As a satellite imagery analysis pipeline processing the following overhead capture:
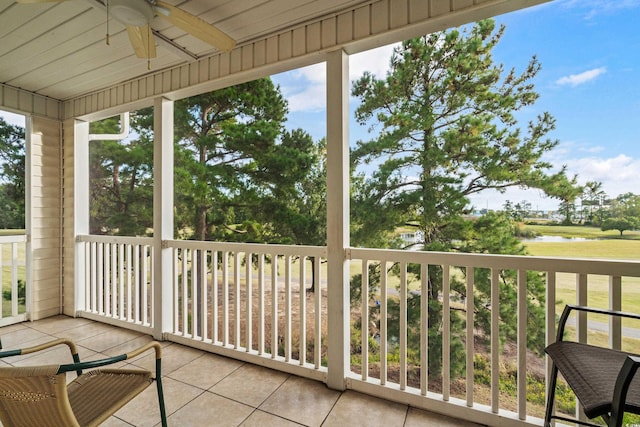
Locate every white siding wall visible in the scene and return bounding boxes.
[29,116,62,320]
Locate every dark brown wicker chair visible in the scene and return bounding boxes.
[545,304,640,427]
[0,337,167,427]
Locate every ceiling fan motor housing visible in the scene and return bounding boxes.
[109,0,154,27]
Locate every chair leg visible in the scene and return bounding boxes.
[544,364,559,427]
[156,358,167,427]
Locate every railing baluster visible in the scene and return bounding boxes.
[443,264,450,401]
[284,255,292,361]
[134,244,140,323]
[299,255,306,365]
[182,248,189,336]
[172,247,179,333]
[420,263,428,396]
[545,270,557,420]
[10,242,18,317]
[271,253,278,358]
[400,261,407,391]
[97,242,104,315]
[111,242,117,318]
[85,242,91,313]
[380,260,388,385]
[246,252,253,351]
[491,268,500,414]
[201,248,208,342]
[234,252,241,349]
[142,245,149,326]
[126,244,132,321]
[118,243,124,319]
[191,247,198,338]
[362,259,369,381]
[314,255,321,369]
[223,251,229,346]
[212,251,219,344]
[576,272,588,423]
[609,275,622,350]
[466,266,474,407]
[517,269,527,420]
[258,253,265,355]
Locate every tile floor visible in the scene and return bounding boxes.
[0,316,483,427]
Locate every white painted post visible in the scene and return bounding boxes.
[326,48,350,391]
[74,120,90,314]
[153,97,174,340]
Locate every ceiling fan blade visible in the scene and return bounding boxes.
[127,25,157,59]
[155,1,236,52]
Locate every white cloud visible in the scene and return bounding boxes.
[0,110,25,127]
[275,43,398,113]
[566,154,640,195]
[556,67,606,87]
[559,0,640,19]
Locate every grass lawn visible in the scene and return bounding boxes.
[523,224,640,240]
[524,233,640,349]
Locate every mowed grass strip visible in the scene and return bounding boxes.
[525,237,640,351]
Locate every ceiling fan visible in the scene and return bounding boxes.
[17,0,236,60]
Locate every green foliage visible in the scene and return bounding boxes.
[0,118,25,229]
[601,217,638,236]
[2,279,26,305]
[350,20,571,377]
[89,114,154,235]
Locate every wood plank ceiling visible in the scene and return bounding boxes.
[0,0,371,101]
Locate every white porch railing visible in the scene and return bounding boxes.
[76,235,154,333]
[0,234,27,326]
[75,235,640,426]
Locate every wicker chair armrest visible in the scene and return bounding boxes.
[556,305,640,342]
[57,341,162,377]
[0,338,80,363]
[610,355,640,427]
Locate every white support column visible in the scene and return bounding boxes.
[325,49,350,390]
[153,97,174,340]
[74,120,90,314]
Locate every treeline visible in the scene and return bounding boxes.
[0,118,25,230]
[502,183,640,235]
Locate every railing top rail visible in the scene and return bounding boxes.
[76,235,154,245]
[348,247,640,277]
[0,234,27,244]
[165,239,327,257]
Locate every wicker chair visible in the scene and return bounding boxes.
[0,337,167,427]
[544,304,640,427]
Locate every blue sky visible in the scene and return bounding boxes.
[272,0,640,211]
[2,0,639,212]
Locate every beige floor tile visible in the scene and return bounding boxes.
[168,352,243,390]
[102,333,157,357]
[322,390,407,427]
[76,328,143,353]
[26,315,94,335]
[54,320,120,342]
[239,409,302,427]
[210,363,289,407]
[131,342,204,375]
[114,376,202,427]
[0,326,50,350]
[405,407,484,426]
[259,376,340,427]
[167,391,253,427]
